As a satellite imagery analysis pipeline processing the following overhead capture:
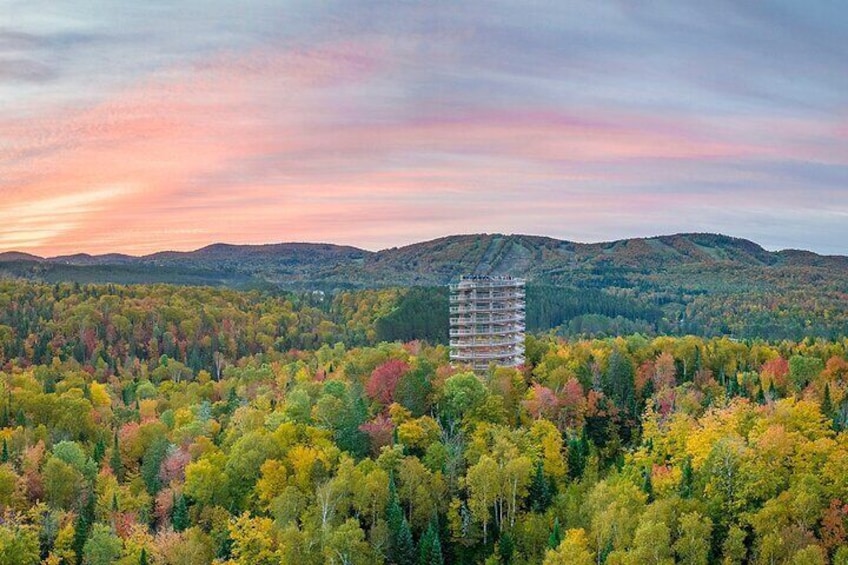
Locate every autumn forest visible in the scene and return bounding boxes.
[0,280,847,564]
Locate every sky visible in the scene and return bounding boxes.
[1,1,847,256]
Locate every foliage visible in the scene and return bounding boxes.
[0,279,845,563]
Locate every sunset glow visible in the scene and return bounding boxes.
[2,1,847,255]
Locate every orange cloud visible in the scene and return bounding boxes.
[1,38,844,256]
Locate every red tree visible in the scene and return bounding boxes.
[365,359,409,405]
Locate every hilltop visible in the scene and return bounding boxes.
[1,233,846,339]
[2,232,846,289]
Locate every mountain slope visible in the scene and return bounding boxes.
[2,232,846,290]
[1,232,847,340]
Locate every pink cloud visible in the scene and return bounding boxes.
[1,39,844,256]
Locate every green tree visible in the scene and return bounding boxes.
[548,518,562,550]
[173,493,189,532]
[788,355,823,390]
[0,522,40,565]
[336,384,369,458]
[440,372,487,423]
[586,479,646,556]
[43,457,84,509]
[604,349,636,416]
[82,523,122,565]
[679,457,694,498]
[529,461,553,512]
[323,518,374,565]
[673,512,712,565]
[721,524,747,565]
[92,438,106,464]
[73,490,96,564]
[110,432,123,481]
[387,479,416,565]
[140,436,169,495]
[419,519,444,565]
[184,452,229,507]
[822,383,834,419]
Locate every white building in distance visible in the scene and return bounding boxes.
[449,275,526,372]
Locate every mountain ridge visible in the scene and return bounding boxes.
[1,232,844,264]
[0,232,846,291]
[1,232,846,339]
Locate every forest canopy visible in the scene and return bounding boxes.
[0,280,846,564]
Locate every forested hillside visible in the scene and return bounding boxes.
[0,280,847,563]
[2,233,847,341]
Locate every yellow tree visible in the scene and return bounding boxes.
[543,528,594,565]
[466,455,499,544]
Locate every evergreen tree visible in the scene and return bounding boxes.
[836,399,848,432]
[639,378,655,410]
[140,437,169,495]
[823,383,834,418]
[528,461,553,512]
[139,548,149,565]
[642,468,654,502]
[418,519,444,565]
[226,386,239,414]
[548,517,562,550]
[73,489,96,564]
[679,457,694,498]
[498,531,515,564]
[172,493,189,532]
[0,438,8,463]
[336,383,369,458]
[110,432,123,481]
[567,431,590,480]
[603,349,636,417]
[387,477,416,565]
[92,438,106,465]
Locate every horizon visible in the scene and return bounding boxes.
[3,1,847,256]
[1,231,843,260]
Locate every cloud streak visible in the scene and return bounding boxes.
[1,1,846,255]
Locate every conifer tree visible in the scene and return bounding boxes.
[548,517,562,549]
[0,438,8,463]
[529,461,552,512]
[73,489,96,564]
[337,383,369,458]
[387,477,416,565]
[172,493,189,532]
[93,438,106,464]
[139,548,149,565]
[419,519,444,565]
[226,387,239,414]
[823,383,834,419]
[498,531,515,564]
[567,431,590,480]
[643,469,654,502]
[110,432,123,481]
[679,457,694,499]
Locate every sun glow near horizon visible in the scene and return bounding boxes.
[2,1,847,256]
